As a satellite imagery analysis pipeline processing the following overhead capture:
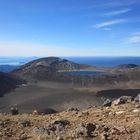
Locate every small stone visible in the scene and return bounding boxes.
[77,112,83,117]
[109,112,113,115]
[82,110,89,115]
[105,107,110,109]
[96,114,100,117]
[10,107,19,115]
[101,132,108,140]
[67,107,79,112]
[57,136,64,140]
[50,119,70,126]
[115,111,125,115]
[103,126,109,132]
[103,99,112,107]
[33,108,57,115]
[32,110,39,115]
[135,104,140,108]
[0,121,5,127]
[132,109,140,113]
[19,120,31,127]
[99,118,102,121]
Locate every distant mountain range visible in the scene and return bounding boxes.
[0,65,19,72]
[11,57,140,85]
[117,64,139,69]
[0,57,140,96]
[0,56,38,72]
[0,56,38,65]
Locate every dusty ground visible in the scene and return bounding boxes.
[0,80,140,113]
[0,81,102,113]
[0,102,140,140]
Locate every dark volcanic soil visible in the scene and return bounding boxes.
[0,80,140,114]
[0,81,102,113]
[97,89,140,99]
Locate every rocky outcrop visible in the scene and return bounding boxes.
[0,97,140,140]
[75,123,96,137]
[103,99,112,107]
[134,93,140,103]
[32,119,70,139]
[112,96,132,106]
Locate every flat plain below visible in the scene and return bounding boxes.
[0,81,102,113]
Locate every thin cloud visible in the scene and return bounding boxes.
[102,27,112,31]
[103,8,131,16]
[88,0,139,9]
[94,19,125,29]
[0,41,102,57]
[57,0,139,11]
[131,32,140,36]
[125,33,140,44]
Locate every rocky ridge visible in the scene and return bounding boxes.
[0,95,140,140]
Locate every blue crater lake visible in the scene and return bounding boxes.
[63,71,105,75]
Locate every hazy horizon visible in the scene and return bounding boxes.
[0,56,140,67]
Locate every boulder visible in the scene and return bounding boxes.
[134,93,140,103]
[10,107,19,115]
[112,96,132,105]
[110,126,127,135]
[75,123,96,138]
[32,119,70,138]
[103,99,112,107]
[50,119,70,127]
[47,119,70,134]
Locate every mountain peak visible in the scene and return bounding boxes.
[12,57,88,80]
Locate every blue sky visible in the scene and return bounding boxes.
[0,0,140,56]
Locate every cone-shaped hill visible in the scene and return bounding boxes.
[12,57,89,80]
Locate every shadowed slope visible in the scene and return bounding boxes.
[0,72,24,97]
